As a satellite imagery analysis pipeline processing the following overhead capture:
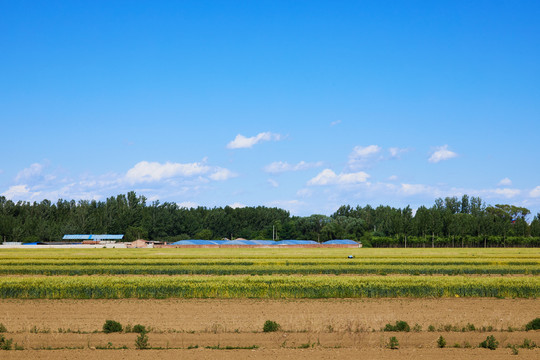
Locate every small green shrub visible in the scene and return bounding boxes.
[525,318,540,331]
[509,344,519,355]
[0,334,13,350]
[437,336,446,348]
[263,320,280,332]
[0,324,6,333]
[103,320,123,334]
[384,321,410,332]
[479,335,499,350]
[135,331,150,350]
[521,338,537,349]
[466,323,476,332]
[387,336,399,349]
[428,325,436,332]
[132,324,146,333]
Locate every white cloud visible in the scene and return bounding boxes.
[428,145,458,163]
[308,169,370,186]
[264,160,323,173]
[125,161,211,183]
[400,183,435,196]
[388,175,398,181]
[268,179,279,188]
[229,202,246,209]
[177,201,198,209]
[1,158,239,205]
[330,120,342,126]
[388,147,409,158]
[530,186,540,198]
[226,132,282,149]
[208,168,237,181]
[498,177,512,186]
[15,163,44,181]
[348,145,381,169]
[124,161,235,184]
[493,188,520,198]
[1,185,31,199]
[350,145,381,158]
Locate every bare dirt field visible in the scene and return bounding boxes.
[2,348,540,360]
[1,298,539,359]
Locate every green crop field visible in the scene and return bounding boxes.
[0,248,538,299]
[0,275,538,299]
[0,248,538,275]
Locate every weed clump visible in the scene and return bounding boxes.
[0,324,6,333]
[126,324,147,333]
[0,334,13,350]
[509,344,519,355]
[387,336,399,349]
[520,338,537,349]
[135,331,150,350]
[525,318,540,331]
[384,321,410,332]
[103,320,123,334]
[479,335,499,350]
[263,320,280,332]
[437,335,447,348]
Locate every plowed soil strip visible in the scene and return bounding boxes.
[1,298,538,332]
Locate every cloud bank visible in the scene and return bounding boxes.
[308,169,370,186]
[264,160,323,173]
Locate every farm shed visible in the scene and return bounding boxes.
[324,239,362,247]
[163,239,361,248]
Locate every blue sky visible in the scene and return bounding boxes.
[1,1,539,216]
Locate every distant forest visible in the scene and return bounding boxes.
[1,191,539,247]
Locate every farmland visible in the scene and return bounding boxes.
[1,247,539,276]
[0,248,539,359]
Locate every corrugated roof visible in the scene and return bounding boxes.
[171,240,225,245]
[278,240,318,245]
[63,234,124,240]
[169,239,355,246]
[323,239,359,245]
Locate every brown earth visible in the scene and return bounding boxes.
[2,348,539,360]
[1,298,538,332]
[1,298,539,359]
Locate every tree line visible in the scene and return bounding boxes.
[0,191,539,247]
